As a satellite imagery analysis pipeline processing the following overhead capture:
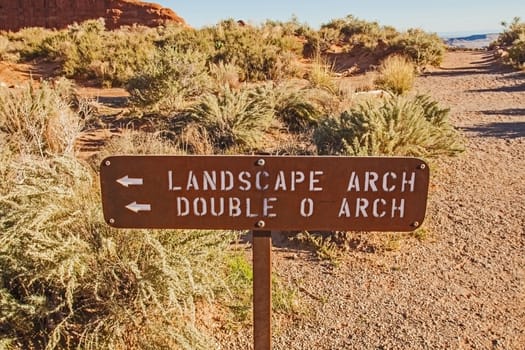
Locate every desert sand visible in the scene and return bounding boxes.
[218,50,525,349]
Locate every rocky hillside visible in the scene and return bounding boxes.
[0,0,185,31]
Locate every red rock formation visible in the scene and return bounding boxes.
[0,0,186,32]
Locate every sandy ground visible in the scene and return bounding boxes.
[220,51,525,349]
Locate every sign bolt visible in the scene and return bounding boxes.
[256,220,266,228]
[419,163,426,170]
[256,159,265,166]
[109,218,115,224]
[413,221,420,227]
[105,160,111,166]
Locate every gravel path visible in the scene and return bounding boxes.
[224,51,525,349]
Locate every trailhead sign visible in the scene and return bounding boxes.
[100,155,429,231]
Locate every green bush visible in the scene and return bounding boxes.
[89,26,158,86]
[0,27,59,62]
[304,15,400,56]
[374,55,415,95]
[4,27,58,60]
[155,25,216,56]
[189,86,274,150]
[321,15,387,48]
[495,17,525,47]
[127,48,211,112]
[507,36,525,69]
[42,19,107,78]
[393,29,445,67]
[314,95,464,157]
[495,18,525,69]
[272,84,323,131]
[210,20,300,81]
[0,152,239,349]
[41,20,159,86]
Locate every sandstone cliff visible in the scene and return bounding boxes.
[0,0,186,32]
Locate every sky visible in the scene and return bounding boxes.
[156,0,524,36]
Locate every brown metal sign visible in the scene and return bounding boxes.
[100,156,429,231]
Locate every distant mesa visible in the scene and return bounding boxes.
[0,0,186,32]
[445,33,499,49]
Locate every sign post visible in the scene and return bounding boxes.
[253,231,272,350]
[100,155,430,349]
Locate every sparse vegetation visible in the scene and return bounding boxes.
[188,86,275,150]
[127,48,211,112]
[303,15,445,69]
[314,94,464,157]
[374,55,415,95]
[494,17,525,70]
[393,29,445,67]
[272,83,324,132]
[308,55,338,93]
[0,79,82,156]
[0,13,466,348]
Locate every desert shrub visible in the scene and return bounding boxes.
[304,15,400,56]
[41,20,159,86]
[1,28,59,62]
[41,19,107,78]
[374,55,415,95]
[495,17,525,47]
[127,48,211,113]
[307,55,337,93]
[177,123,215,155]
[208,62,241,90]
[260,21,305,57]
[189,86,274,150]
[0,35,10,58]
[211,20,299,81]
[263,16,312,38]
[272,84,323,131]
[323,15,386,48]
[4,27,59,60]
[156,25,216,56]
[507,36,525,69]
[393,29,445,67]
[0,79,82,156]
[91,129,184,169]
[0,35,20,62]
[302,29,338,57]
[314,95,464,157]
[87,26,158,86]
[495,18,525,69]
[0,153,238,349]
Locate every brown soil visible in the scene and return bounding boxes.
[221,51,525,349]
[0,60,59,85]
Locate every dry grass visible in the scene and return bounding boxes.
[0,152,242,349]
[0,79,82,157]
[374,55,415,95]
[307,56,337,94]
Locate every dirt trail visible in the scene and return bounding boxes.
[227,51,525,349]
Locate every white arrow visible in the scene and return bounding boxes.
[125,202,151,213]
[117,175,143,187]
